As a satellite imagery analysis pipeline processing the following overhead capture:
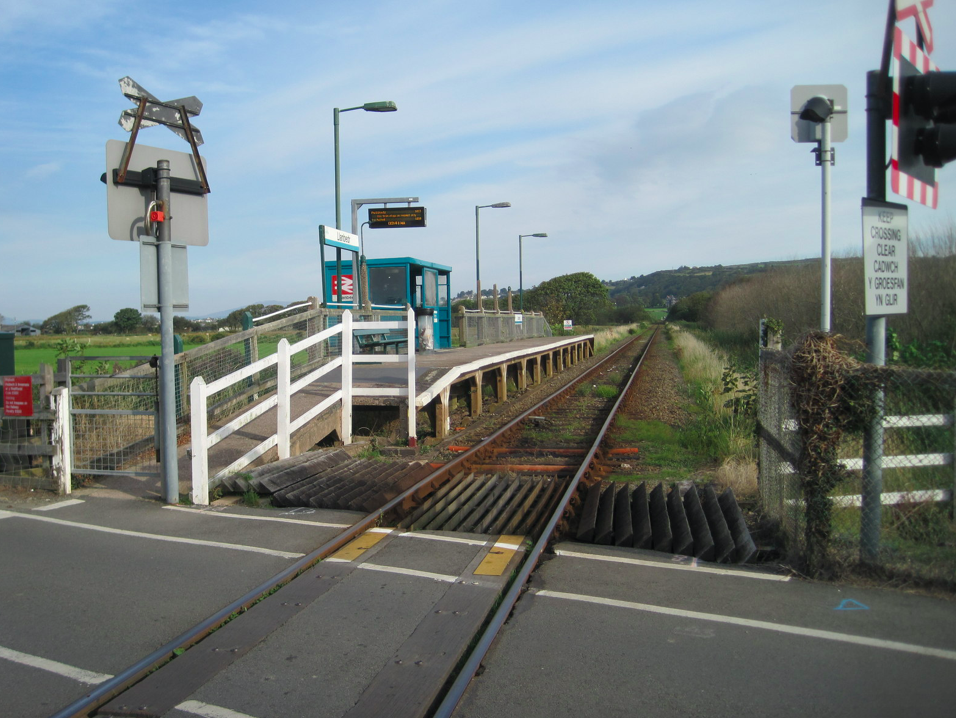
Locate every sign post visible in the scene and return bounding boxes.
[106,77,209,504]
[319,226,360,307]
[791,84,848,332]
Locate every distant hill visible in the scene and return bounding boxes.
[603,259,815,306]
[182,300,292,320]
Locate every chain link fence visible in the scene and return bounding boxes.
[456,308,552,347]
[759,334,956,585]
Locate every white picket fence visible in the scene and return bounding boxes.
[189,309,416,505]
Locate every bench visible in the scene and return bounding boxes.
[354,328,408,354]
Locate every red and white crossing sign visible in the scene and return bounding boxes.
[331,274,354,297]
[892,26,940,208]
[896,0,934,55]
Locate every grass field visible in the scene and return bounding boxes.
[11,335,206,375]
[645,307,667,321]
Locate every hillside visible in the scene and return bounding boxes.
[604,258,816,306]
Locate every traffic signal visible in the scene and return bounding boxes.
[892,27,941,208]
[904,71,956,168]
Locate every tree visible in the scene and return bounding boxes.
[113,307,143,334]
[42,305,91,334]
[667,291,712,323]
[524,272,612,326]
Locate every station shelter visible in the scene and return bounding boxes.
[323,257,452,350]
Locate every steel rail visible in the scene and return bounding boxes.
[51,331,646,718]
[432,327,658,718]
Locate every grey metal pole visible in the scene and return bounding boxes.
[820,121,832,333]
[333,107,343,306]
[156,160,179,504]
[519,234,524,312]
[862,69,886,562]
[475,205,482,312]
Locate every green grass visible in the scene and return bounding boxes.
[12,335,207,375]
[645,308,668,321]
[611,417,704,481]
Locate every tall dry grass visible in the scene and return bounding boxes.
[670,326,758,495]
[705,226,956,349]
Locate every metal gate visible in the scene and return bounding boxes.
[67,355,160,478]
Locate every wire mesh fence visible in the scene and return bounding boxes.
[0,413,56,490]
[759,335,956,585]
[456,310,552,347]
[67,356,158,478]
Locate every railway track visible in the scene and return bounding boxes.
[54,327,755,718]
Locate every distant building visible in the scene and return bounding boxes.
[664,295,678,308]
[0,324,40,336]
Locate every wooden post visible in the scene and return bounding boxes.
[497,365,507,403]
[50,387,72,495]
[277,339,291,459]
[341,310,353,445]
[190,377,209,505]
[471,370,483,417]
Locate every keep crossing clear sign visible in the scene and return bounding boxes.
[861,198,908,316]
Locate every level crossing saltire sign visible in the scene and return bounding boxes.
[3,376,33,418]
[861,198,909,316]
[892,26,940,208]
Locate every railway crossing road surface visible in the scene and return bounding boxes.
[0,494,359,718]
[453,543,956,718]
[2,493,955,718]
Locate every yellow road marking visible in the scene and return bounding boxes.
[474,535,524,576]
[328,530,390,562]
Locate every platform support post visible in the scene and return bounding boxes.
[471,371,483,417]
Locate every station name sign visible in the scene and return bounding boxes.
[368,206,426,229]
[319,225,360,252]
[861,198,908,316]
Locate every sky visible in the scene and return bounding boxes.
[2,0,955,323]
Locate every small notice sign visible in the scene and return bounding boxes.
[563,319,573,330]
[3,376,33,417]
[862,198,908,316]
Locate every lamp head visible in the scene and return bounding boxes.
[490,202,511,208]
[531,233,548,237]
[363,101,397,112]
[799,96,833,123]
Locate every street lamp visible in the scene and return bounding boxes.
[475,202,511,311]
[518,233,547,311]
[332,100,397,306]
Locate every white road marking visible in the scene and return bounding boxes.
[0,645,112,685]
[0,512,303,559]
[536,590,956,661]
[0,645,259,718]
[162,505,350,528]
[177,700,260,718]
[357,563,459,583]
[33,499,85,511]
[395,531,489,547]
[553,549,791,581]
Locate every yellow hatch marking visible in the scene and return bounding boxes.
[474,535,525,576]
[329,530,389,562]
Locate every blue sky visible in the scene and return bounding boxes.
[2,0,955,322]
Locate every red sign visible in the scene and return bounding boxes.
[331,274,354,296]
[3,376,33,417]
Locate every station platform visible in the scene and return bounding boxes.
[173,334,593,500]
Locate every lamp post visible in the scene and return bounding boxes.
[475,202,510,311]
[332,101,397,307]
[518,233,547,311]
